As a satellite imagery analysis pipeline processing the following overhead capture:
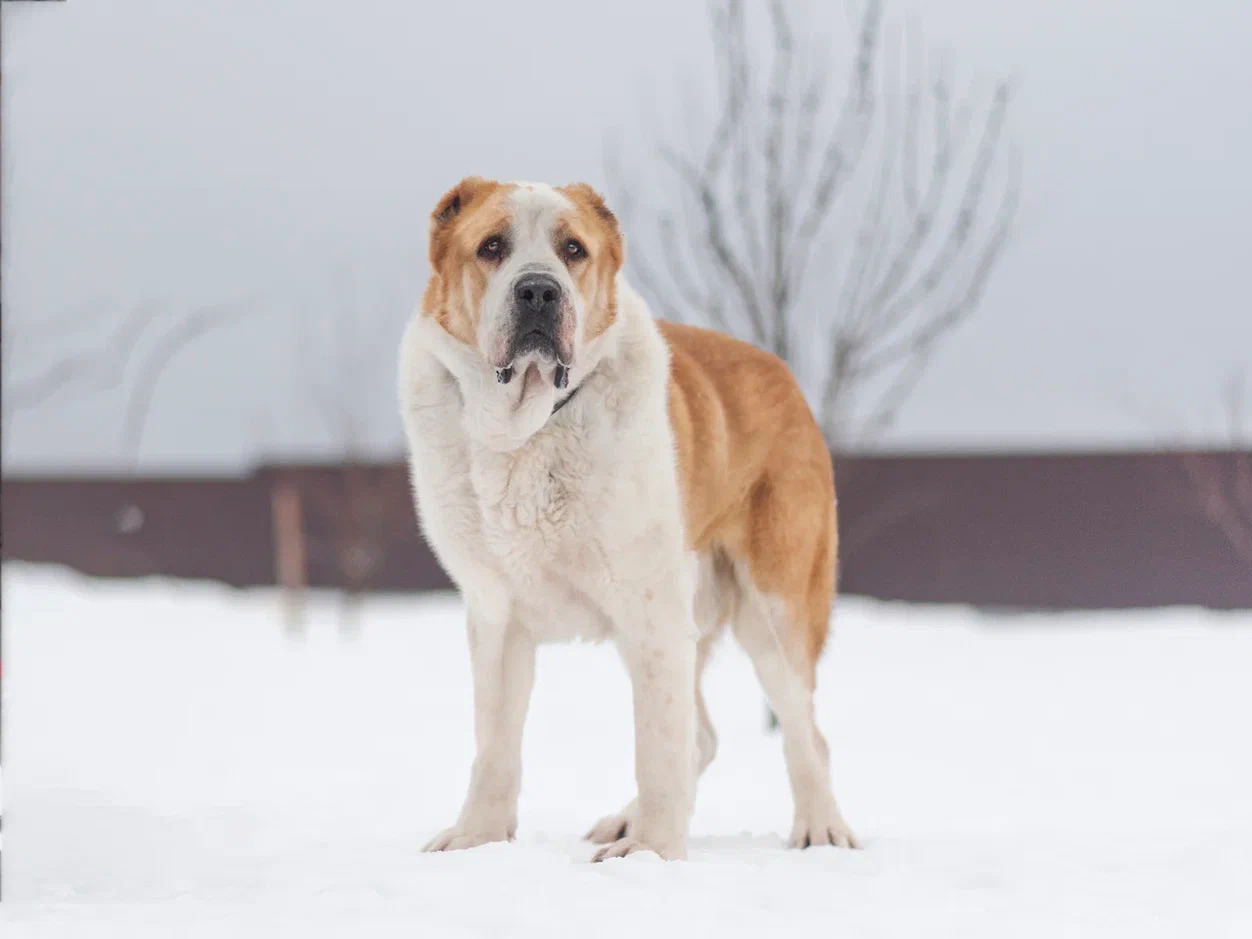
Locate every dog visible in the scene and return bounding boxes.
[398,177,857,861]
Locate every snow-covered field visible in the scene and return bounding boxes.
[1,563,1249,937]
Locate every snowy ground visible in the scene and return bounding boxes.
[1,563,1250,937]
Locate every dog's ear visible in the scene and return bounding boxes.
[561,183,618,228]
[429,176,490,267]
[431,176,487,226]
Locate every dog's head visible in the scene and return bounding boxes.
[422,177,624,387]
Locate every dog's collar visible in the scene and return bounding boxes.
[550,382,580,417]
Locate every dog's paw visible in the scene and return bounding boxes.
[584,811,633,845]
[591,832,686,862]
[788,807,860,850]
[422,825,512,853]
[591,837,650,862]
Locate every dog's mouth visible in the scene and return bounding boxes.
[516,328,558,358]
[496,328,571,388]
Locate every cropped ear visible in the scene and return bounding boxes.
[429,176,491,267]
[561,182,618,228]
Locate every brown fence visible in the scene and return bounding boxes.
[2,451,1248,609]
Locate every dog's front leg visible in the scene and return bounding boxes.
[424,608,535,852]
[593,590,697,862]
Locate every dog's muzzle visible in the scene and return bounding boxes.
[496,272,571,387]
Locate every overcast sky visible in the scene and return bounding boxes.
[3,0,1250,472]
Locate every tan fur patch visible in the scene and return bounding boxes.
[422,176,515,346]
[661,322,837,680]
[556,183,624,341]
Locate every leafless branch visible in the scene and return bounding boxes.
[4,301,162,416]
[291,267,409,617]
[609,0,1020,452]
[120,302,249,462]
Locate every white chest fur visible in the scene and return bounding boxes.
[470,422,606,576]
[399,280,688,645]
[464,425,620,640]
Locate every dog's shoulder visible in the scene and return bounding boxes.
[398,313,464,421]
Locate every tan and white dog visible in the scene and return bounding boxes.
[398,177,857,862]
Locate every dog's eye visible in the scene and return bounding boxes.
[478,237,505,261]
[563,238,586,261]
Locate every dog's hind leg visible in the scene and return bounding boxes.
[730,566,857,850]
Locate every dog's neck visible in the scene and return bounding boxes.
[418,312,617,454]
[550,382,580,416]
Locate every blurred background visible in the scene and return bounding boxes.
[2,0,1250,615]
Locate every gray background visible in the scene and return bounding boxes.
[3,0,1249,472]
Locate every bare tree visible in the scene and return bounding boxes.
[1179,371,1252,567]
[3,300,246,464]
[608,1,1021,730]
[291,267,408,634]
[2,301,161,439]
[607,0,1020,449]
[118,302,249,464]
[2,34,244,466]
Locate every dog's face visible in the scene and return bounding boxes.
[423,177,624,387]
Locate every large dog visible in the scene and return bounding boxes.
[398,177,857,861]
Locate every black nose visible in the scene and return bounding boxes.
[513,273,562,315]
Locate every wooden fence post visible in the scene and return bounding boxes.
[271,475,308,632]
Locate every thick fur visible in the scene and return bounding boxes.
[399,178,856,861]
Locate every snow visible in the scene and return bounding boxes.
[2,563,1250,937]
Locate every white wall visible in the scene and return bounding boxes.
[3,0,1249,472]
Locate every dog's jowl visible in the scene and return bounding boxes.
[398,177,858,861]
